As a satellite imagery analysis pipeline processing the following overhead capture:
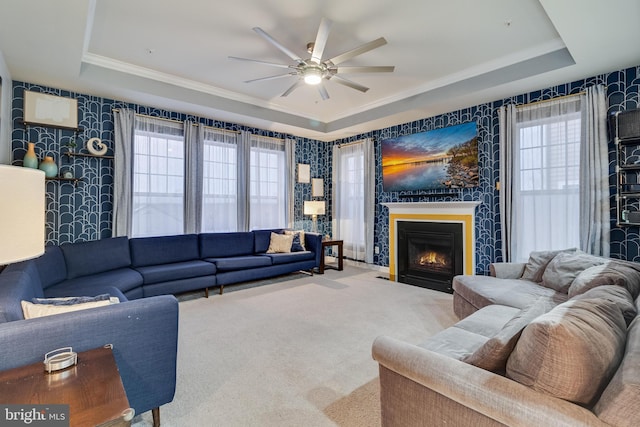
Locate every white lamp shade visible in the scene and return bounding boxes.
[0,165,45,264]
[303,200,325,216]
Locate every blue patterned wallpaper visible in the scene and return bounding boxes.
[11,81,327,245]
[11,64,640,270]
[333,65,640,273]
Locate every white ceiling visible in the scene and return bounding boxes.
[1,0,639,141]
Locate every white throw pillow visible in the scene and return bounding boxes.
[21,297,119,319]
[266,232,294,254]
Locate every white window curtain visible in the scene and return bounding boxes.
[184,122,203,234]
[202,127,239,232]
[285,138,296,229]
[249,135,288,230]
[112,109,135,237]
[580,85,610,257]
[498,85,609,262]
[332,138,375,263]
[131,116,185,237]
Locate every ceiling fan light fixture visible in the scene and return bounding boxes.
[303,67,323,85]
[234,18,393,99]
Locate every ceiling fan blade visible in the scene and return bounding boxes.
[310,18,332,64]
[228,56,292,69]
[335,65,395,73]
[331,75,369,93]
[318,84,330,100]
[326,37,387,66]
[281,80,305,97]
[244,73,295,83]
[253,27,303,63]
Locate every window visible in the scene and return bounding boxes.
[123,116,290,236]
[512,97,582,261]
[333,140,374,262]
[249,136,286,229]
[132,118,184,237]
[202,129,238,232]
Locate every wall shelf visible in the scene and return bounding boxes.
[64,152,114,160]
[22,121,83,133]
[45,177,82,187]
[614,109,640,226]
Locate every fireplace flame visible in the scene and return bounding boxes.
[419,251,447,266]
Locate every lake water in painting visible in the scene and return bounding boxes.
[383,159,450,191]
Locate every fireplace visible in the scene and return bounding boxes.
[397,221,463,293]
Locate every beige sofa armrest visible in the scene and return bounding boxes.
[489,262,525,279]
[372,335,607,427]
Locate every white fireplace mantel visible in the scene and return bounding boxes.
[382,201,481,215]
[382,201,481,281]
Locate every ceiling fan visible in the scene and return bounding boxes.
[229,18,394,100]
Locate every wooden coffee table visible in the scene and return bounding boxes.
[0,345,133,427]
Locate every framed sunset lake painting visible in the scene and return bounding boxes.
[381,122,479,192]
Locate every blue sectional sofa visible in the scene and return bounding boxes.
[0,228,321,426]
[38,228,321,299]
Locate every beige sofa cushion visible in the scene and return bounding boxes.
[594,316,640,427]
[506,294,627,406]
[462,298,555,373]
[573,285,637,326]
[452,275,566,311]
[418,305,520,360]
[521,248,576,282]
[541,252,606,293]
[266,232,293,253]
[569,261,640,299]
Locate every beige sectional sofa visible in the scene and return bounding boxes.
[372,249,640,426]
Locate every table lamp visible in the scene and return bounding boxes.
[0,165,45,265]
[303,200,325,233]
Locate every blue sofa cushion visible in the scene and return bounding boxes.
[60,237,132,279]
[291,233,304,252]
[33,246,67,289]
[199,232,255,258]
[205,255,272,271]
[130,234,199,267]
[263,251,315,265]
[44,268,143,297]
[134,260,216,285]
[253,229,285,254]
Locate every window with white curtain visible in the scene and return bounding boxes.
[249,135,286,229]
[132,117,185,237]
[202,128,238,232]
[513,97,582,261]
[333,141,366,260]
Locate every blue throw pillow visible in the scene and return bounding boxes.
[291,233,304,252]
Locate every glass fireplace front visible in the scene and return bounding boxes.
[397,221,463,293]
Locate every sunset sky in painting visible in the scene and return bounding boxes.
[381,122,477,167]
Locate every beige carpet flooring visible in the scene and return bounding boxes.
[132,266,457,426]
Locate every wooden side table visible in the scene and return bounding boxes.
[0,345,133,427]
[319,239,344,274]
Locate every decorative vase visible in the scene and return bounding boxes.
[23,142,38,169]
[39,156,58,178]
